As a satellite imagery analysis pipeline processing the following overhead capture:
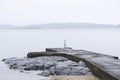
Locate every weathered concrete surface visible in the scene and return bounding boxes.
[46,48,120,80]
[27,52,81,62]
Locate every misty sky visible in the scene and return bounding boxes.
[0,0,120,25]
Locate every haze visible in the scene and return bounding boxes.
[0,0,120,25]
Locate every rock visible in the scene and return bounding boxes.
[38,70,53,76]
[2,58,6,61]
[2,56,93,76]
[80,67,91,75]
[79,61,86,67]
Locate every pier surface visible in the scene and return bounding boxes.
[45,48,120,80]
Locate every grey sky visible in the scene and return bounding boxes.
[0,0,120,25]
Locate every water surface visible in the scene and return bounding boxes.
[0,29,120,79]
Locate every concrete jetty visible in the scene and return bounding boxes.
[27,48,120,80]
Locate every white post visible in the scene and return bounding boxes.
[64,40,67,48]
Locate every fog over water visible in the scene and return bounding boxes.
[0,29,120,80]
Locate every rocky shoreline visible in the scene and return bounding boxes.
[2,56,92,76]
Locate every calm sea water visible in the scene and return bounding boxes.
[0,29,120,79]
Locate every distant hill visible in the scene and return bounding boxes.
[0,25,15,29]
[0,23,120,29]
